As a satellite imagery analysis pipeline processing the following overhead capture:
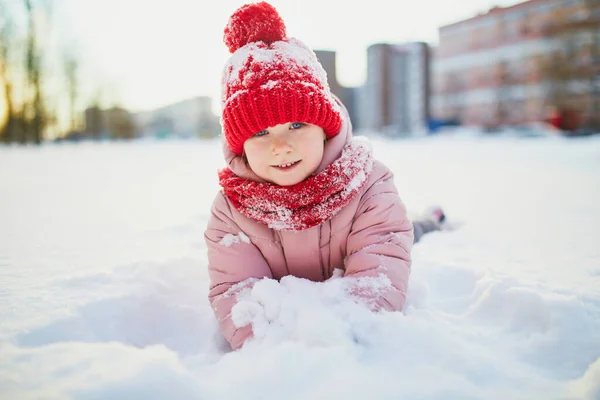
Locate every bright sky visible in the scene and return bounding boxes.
[56,0,522,114]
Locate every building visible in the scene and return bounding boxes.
[104,107,137,139]
[432,0,600,129]
[84,106,105,139]
[359,42,431,136]
[133,96,219,138]
[314,50,344,101]
[314,50,361,127]
[84,106,137,139]
[342,86,361,131]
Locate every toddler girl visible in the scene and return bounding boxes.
[205,2,444,350]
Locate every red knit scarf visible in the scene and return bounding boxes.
[218,139,374,231]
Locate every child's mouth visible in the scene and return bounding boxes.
[273,160,300,170]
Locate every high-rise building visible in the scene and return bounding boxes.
[314,50,360,128]
[314,50,343,100]
[359,42,431,136]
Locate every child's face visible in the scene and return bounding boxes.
[243,122,326,186]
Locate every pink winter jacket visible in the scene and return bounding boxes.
[204,105,414,350]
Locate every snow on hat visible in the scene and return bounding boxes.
[220,2,342,155]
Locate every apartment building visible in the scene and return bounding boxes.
[432,0,599,129]
[314,50,360,128]
[359,42,431,136]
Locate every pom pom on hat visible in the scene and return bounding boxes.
[223,2,287,53]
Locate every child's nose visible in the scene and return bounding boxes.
[271,135,293,154]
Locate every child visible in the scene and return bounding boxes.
[205,2,444,350]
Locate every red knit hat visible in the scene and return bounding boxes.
[221,2,343,155]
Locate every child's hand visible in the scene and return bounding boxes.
[231,278,285,341]
[342,273,394,313]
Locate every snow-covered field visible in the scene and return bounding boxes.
[1,134,599,399]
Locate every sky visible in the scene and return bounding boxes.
[1,132,599,399]
[54,0,523,114]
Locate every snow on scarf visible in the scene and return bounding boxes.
[218,138,374,231]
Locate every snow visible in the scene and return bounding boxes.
[224,38,326,89]
[230,273,393,342]
[341,138,373,197]
[224,278,258,299]
[221,37,339,112]
[1,134,599,399]
[218,232,251,247]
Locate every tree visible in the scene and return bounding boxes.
[445,71,465,123]
[0,6,16,142]
[63,50,79,132]
[494,60,511,128]
[0,0,54,144]
[23,0,46,144]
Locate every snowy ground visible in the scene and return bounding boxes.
[1,133,599,399]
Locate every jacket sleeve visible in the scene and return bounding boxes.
[343,163,414,312]
[204,192,273,350]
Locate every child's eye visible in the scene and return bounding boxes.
[254,129,268,137]
[290,122,305,130]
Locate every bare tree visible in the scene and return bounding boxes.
[63,50,79,132]
[23,0,45,144]
[0,0,54,144]
[494,60,511,128]
[0,6,15,143]
[445,71,465,123]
